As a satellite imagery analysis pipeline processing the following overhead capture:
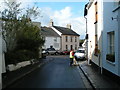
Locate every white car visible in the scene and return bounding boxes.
[74,49,86,61]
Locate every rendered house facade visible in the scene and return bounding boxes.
[52,26,80,51]
[41,27,61,50]
[86,0,120,76]
[41,20,80,51]
[49,20,80,51]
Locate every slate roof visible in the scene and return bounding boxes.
[53,26,80,36]
[41,27,60,37]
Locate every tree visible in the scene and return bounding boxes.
[79,39,85,47]
[1,1,44,65]
[1,2,42,51]
[1,2,22,51]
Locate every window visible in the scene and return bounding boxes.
[70,45,73,50]
[54,43,59,48]
[106,31,115,62]
[54,37,57,42]
[71,36,73,42]
[75,44,77,50]
[95,2,98,23]
[66,45,68,50]
[108,31,115,55]
[94,35,98,56]
[95,35,98,45]
[66,36,68,42]
[75,37,77,42]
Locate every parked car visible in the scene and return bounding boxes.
[74,49,86,61]
[46,48,59,55]
[60,50,70,55]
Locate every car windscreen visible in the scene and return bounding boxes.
[47,48,55,51]
[76,50,85,53]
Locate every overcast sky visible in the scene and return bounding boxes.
[0,0,89,39]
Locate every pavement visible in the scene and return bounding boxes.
[2,57,53,89]
[2,56,120,89]
[78,60,120,89]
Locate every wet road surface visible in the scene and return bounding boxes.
[9,55,88,88]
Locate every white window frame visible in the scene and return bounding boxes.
[107,31,115,55]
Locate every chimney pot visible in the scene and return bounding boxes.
[67,24,71,29]
[49,19,54,27]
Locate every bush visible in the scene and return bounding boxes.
[106,54,115,62]
[5,50,36,65]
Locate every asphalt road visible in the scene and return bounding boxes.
[9,55,91,88]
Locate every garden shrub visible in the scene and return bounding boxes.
[5,50,36,65]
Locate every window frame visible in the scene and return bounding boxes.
[106,31,115,62]
[65,36,68,42]
[75,37,77,42]
[70,36,73,42]
[66,45,68,50]
[107,31,115,55]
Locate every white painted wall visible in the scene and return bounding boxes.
[87,0,120,77]
[87,0,101,66]
[102,2,119,76]
[44,37,61,50]
[0,21,2,89]
[118,8,120,76]
[98,0,103,68]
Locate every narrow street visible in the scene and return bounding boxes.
[9,55,92,88]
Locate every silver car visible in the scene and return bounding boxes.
[74,49,86,61]
[46,48,59,55]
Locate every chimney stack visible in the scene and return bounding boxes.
[33,22,41,28]
[49,19,54,27]
[66,24,71,29]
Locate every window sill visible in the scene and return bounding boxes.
[106,60,115,66]
[94,54,98,57]
[113,5,120,12]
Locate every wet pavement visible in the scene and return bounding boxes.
[8,55,88,88]
[79,61,120,88]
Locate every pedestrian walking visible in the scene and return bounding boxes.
[69,49,74,66]
[73,57,79,66]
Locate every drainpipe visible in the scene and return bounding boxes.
[100,1,103,74]
[101,31,103,74]
[84,16,89,65]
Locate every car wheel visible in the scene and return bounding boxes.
[46,52,49,55]
[55,52,58,55]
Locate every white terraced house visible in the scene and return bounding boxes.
[85,0,120,77]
